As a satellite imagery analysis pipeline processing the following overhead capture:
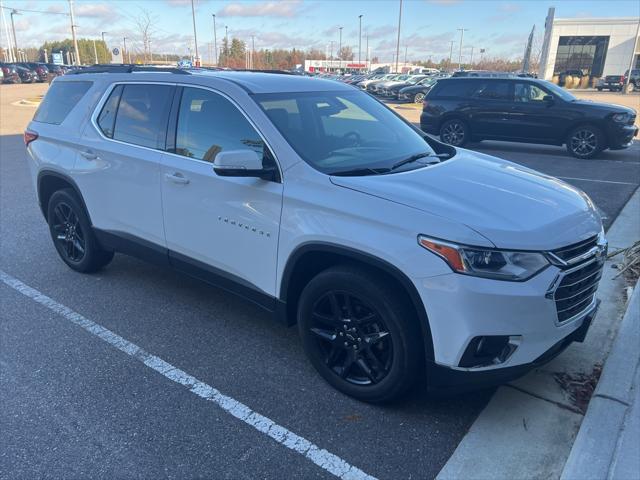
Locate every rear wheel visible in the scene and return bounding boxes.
[440,118,469,147]
[566,125,604,159]
[47,189,114,273]
[297,265,422,403]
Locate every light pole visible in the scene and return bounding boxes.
[250,34,255,69]
[623,20,640,94]
[68,0,80,65]
[92,38,98,64]
[123,37,128,64]
[190,0,199,66]
[225,25,229,66]
[448,40,455,69]
[358,14,362,65]
[101,31,107,44]
[470,46,474,65]
[395,0,403,73]
[9,9,19,62]
[338,26,343,70]
[212,14,217,65]
[404,44,408,68]
[457,27,468,70]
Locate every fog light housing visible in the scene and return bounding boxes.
[459,335,521,368]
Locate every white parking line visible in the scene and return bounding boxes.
[557,176,638,186]
[0,270,375,480]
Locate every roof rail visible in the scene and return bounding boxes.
[68,64,191,75]
[231,69,293,75]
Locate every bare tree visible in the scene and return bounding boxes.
[132,8,157,64]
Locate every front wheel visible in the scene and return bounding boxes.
[566,125,604,159]
[47,189,114,273]
[297,265,422,403]
[440,118,469,147]
[414,92,425,104]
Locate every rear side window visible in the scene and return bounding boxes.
[97,85,123,138]
[474,81,512,101]
[34,81,92,125]
[430,80,477,98]
[111,84,174,149]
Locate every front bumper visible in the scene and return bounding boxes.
[607,124,638,149]
[425,301,597,393]
[414,260,602,371]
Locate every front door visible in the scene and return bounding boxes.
[160,86,283,300]
[508,82,564,142]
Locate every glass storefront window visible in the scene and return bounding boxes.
[553,36,610,77]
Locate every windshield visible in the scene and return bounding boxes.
[542,81,577,101]
[255,90,435,175]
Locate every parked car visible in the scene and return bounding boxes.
[27,67,607,402]
[381,75,429,99]
[15,65,37,83]
[420,77,638,158]
[598,74,626,92]
[370,74,409,94]
[398,77,438,103]
[624,69,640,91]
[0,62,21,83]
[45,63,66,80]
[358,73,387,89]
[22,62,50,82]
[366,74,402,93]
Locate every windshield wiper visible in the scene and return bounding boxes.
[329,167,390,176]
[390,152,450,171]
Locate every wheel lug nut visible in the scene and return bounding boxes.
[339,332,344,336]
[344,342,348,347]
[352,345,357,350]
[357,338,361,342]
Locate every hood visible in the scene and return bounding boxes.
[569,99,635,114]
[330,150,602,251]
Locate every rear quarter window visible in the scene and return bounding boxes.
[430,80,478,99]
[33,81,92,125]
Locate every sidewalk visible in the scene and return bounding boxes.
[561,284,640,480]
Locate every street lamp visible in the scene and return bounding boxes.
[395,0,403,73]
[212,14,217,66]
[457,27,468,70]
[338,26,343,70]
[101,31,107,44]
[10,9,20,62]
[190,0,199,66]
[358,15,363,65]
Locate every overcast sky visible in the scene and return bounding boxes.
[2,0,639,62]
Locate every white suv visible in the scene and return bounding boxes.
[25,66,607,402]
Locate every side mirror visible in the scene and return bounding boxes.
[542,95,554,104]
[213,150,276,181]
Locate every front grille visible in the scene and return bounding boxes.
[551,235,598,263]
[554,259,603,323]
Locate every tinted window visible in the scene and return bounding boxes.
[112,84,173,149]
[175,87,266,163]
[474,81,511,100]
[97,85,123,138]
[514,83,547,103]
[431,80,477,98]
[34,81,92,124]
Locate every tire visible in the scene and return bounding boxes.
[47,189,114,273]
[414,92,425,104]
[297,265,422,403]
[439,118,469,147]
[566,125,605,159]
[596,87,603,91]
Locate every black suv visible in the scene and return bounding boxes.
[420,77,638,159]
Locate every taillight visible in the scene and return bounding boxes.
[24,129,38,147]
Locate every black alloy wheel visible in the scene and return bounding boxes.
[298,265,422,403]
[566,125,603,159]
[309,291,393,386]
[47,189,114,272]
[440,119,469,147]
[51,201,86,263]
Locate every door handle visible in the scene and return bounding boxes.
[79,150,98,160]
[165,172,190,185]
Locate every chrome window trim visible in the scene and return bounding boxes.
[89,80,283,182]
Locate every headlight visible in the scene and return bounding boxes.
[612,113,629,123]
[418,236,549,281]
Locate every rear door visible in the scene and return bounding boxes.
[469,80,513,138]
[77,82,174,247]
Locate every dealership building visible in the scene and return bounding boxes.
[538,8,640,80]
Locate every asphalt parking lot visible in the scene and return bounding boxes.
[1,83,639,479]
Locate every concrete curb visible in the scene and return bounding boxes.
[560,283,640,480]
